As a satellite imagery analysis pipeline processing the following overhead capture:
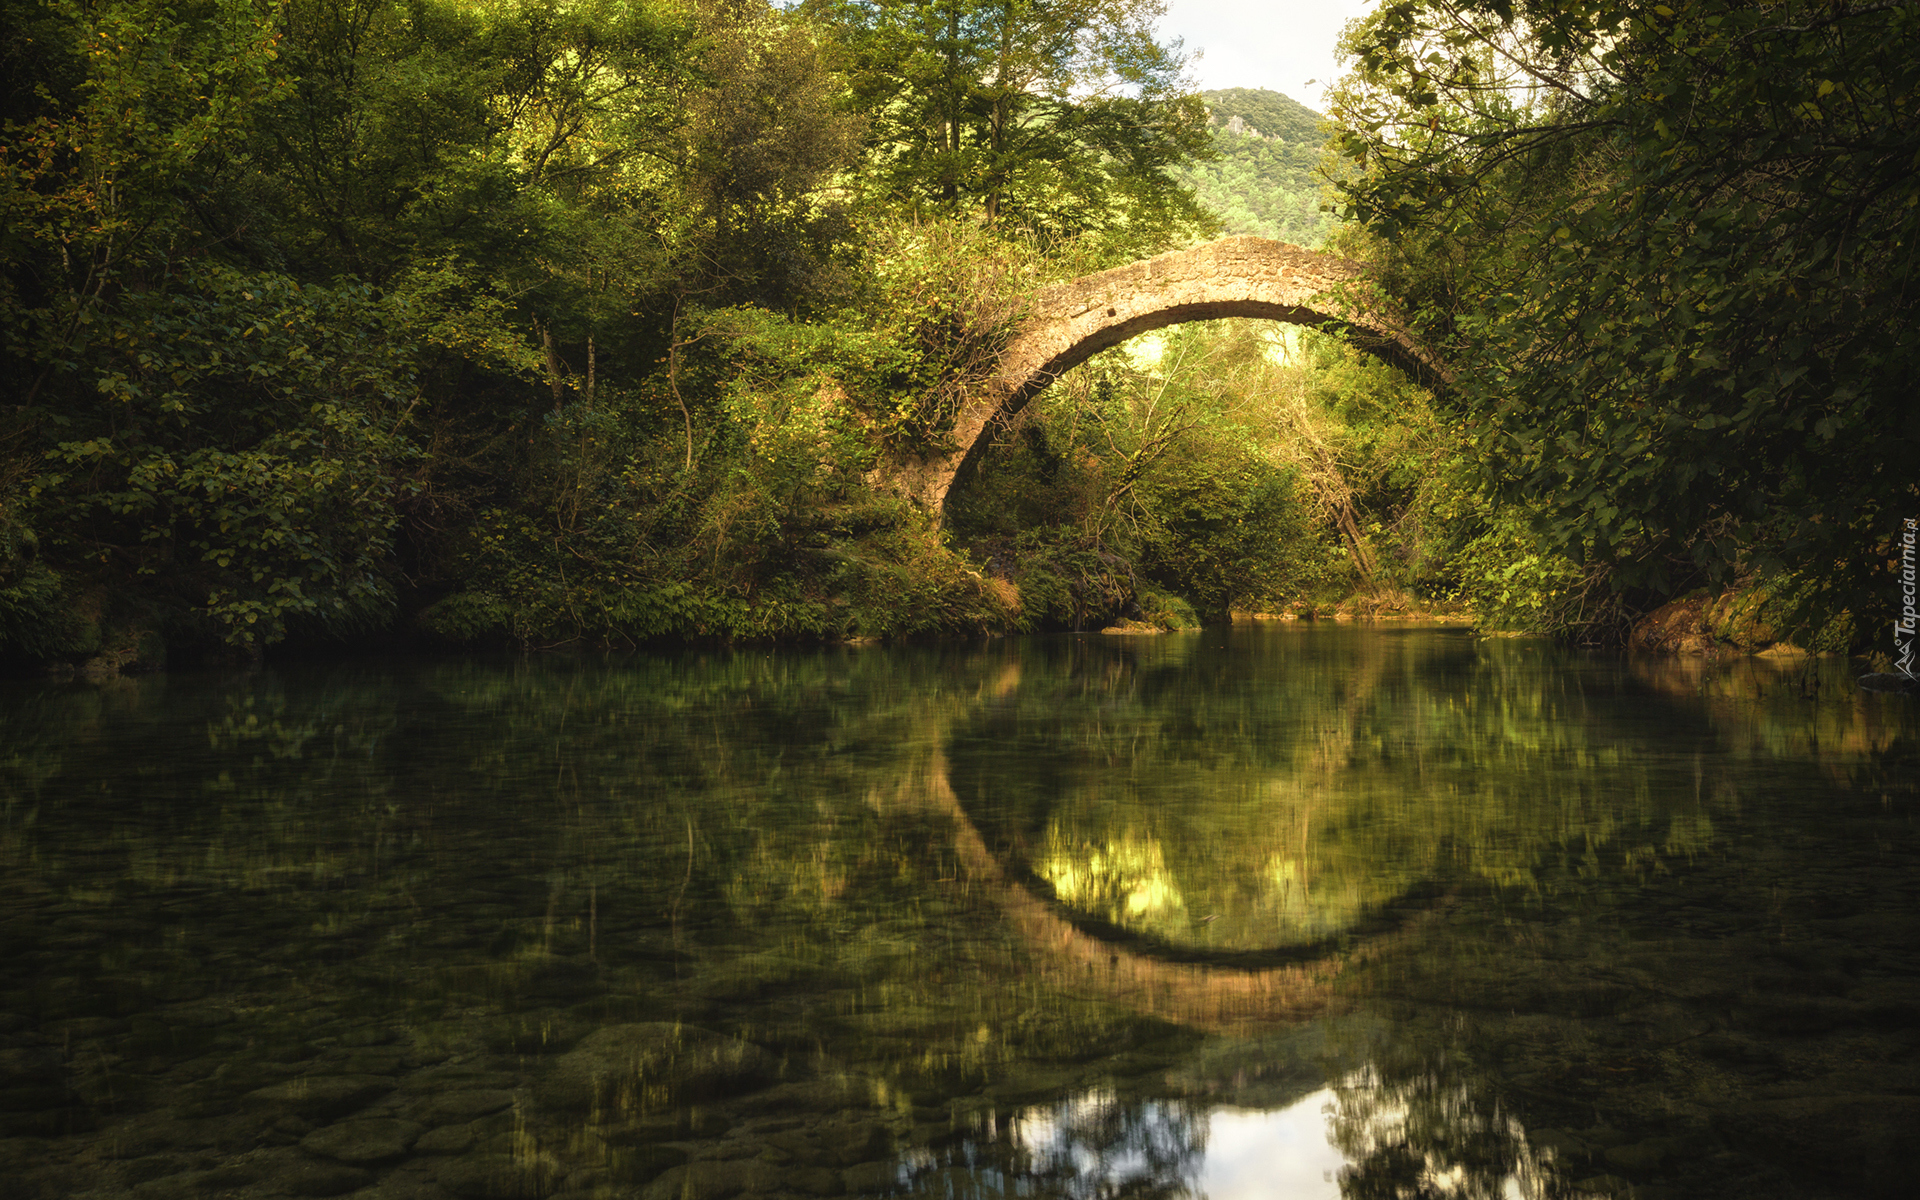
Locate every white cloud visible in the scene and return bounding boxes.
[1199,1096,1347,1200]
[1157,0,1378,109]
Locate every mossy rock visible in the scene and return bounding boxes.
[1138,588,1200,630]
[1704,576,1855,654]
[1706,589,1776,649]
[1634,575,1855,657]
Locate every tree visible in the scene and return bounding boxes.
[671,0,866,304]
[1328,0,1920,632]
[805,0,1213,248]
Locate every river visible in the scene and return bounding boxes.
[1,624,1914,1199]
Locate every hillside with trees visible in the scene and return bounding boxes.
[1175,88,1334,247]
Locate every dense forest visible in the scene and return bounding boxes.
[1,0,1914,673]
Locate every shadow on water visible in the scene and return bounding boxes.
[0,628,1915,1199]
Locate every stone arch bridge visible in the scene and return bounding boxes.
[895,236,1448,514]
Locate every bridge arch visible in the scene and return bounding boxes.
[896,236,1448,514]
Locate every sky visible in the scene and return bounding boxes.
[1156,0,1378,110]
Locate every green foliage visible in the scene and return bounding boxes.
[1,0,285,388]
[827,518,1017,638]
[1330,0,1920,636]
[1440,511,1590,635]
[807,0,1214,255]
[0,548,83,660]
[998,527,1139,631]
[701,220,1037,457]
[1137,447,1323,622]
[418,312,1018,647]
[678,0,866,300]
[1135,586,1198,631]
[848,220,1039,450]
[28,267,422,645]
[248,0,690,279]
[0,0,889,660]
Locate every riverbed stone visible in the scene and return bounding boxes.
[119,1152,207,1184]
[732,1080,872,1118]
[244,1073,394,1120]
[400,1065,522,1098]
[341,1027,397,1047]
[841,1160,899,1193]
[278,1157,375,1197]
[984,1067,1082,1106]
[131,1164,260,1200]
[761,1127,823,1163]
[356,1157,445,1200]
[643,1158,786,1200]
[535,1023,776,1113]
[1605,1137,1682,1172]
[694,952,832,1002]
[324,1046,411,1075]
[818,1120,892,1167]
[1614,1002,1712,1046]
[413,1121,476,1154]
[437,1152,564,1200]
[1715,1093,1917,1195]
[43,1015,128,1040]
[609,1143,688,1184]
[526,955,605,1001]
[785,1164,847,1195]
[0,1046,65,1088]
[595,1112,688,1145]
[300,1116,424,1163]
[427,1088,516,1122]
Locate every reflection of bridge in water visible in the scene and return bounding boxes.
[920,748,1444,1036]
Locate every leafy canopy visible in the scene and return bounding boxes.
[807,0,1212,251]
[1330,0,1920,618]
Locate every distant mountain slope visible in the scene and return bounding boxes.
[1200,87,1326,143]
[1177,88,1334,248]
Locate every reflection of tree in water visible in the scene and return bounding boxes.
[903,1091,1209,1200]
[955,627,1739,960]
[1328,1067,1548,1200]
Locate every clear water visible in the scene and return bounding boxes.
[1,625,1914,1200]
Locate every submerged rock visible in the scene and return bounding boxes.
[425,1089,516,1122]
[411,1122,475,1155]
[642,1158,788,1200]
[243,1074,394,1121]
[300,1116,423,1163]
[534,1024,776,1114]
[437,1152,564,1200]
[1716,1093,1918,1196]
[277,1158,375,1197]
